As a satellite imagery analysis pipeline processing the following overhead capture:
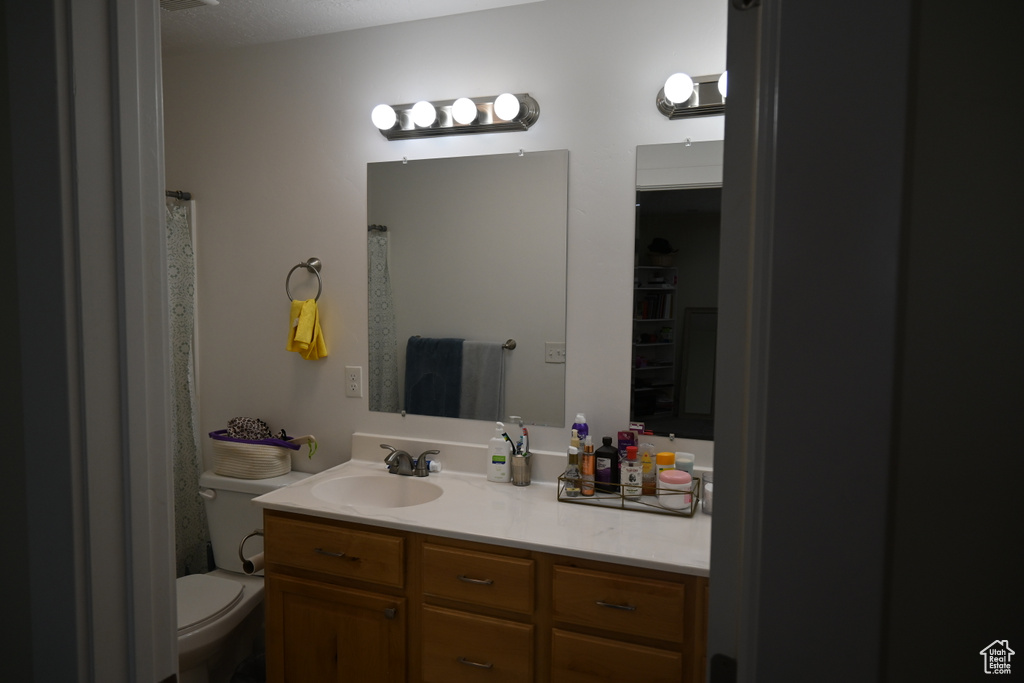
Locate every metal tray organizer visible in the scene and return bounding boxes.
[556,475,700,517]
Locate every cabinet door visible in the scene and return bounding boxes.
[266,574,405,683]
[421,605,533,683]
[422,543,535,614]
[552,565,686,642]
[551,629,682,683]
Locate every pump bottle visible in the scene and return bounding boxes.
[487,422,511,482]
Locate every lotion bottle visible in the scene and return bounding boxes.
[487,422,511,482]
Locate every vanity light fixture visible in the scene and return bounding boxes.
[371,93,540,140]
[656,72,726,119]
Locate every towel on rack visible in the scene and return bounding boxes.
[459,341,504,421]
[404,337,462,417]
[287,299,328,360]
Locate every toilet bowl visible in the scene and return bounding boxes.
[177,469,310,683]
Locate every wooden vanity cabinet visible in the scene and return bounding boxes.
[263,511,708,683]
[263,511,408,682]
[548,563,701,682]
[418,539,536,682]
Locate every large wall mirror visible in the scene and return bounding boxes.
[367,150,569,427]
[632,141,723,440]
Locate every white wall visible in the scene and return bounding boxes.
[162,0,726,473]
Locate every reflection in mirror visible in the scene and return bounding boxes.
[367,150,569,427]
[632,141,723,440]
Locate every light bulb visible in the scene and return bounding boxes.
[663,73,694,105]
[371,104,397,130]
[451,97,478,125]
[718,71,728,98]
[493,93,521,121]
[411,100,437,127]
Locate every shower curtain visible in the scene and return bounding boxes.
[368,230,399,412]
[166,200,209,576]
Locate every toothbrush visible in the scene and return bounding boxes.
[521,426,529,455]
[510,416,525,455]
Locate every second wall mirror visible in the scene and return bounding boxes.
[632,141,723,440]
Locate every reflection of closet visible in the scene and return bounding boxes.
[632,266,678,419]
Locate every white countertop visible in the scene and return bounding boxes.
[254,458,711,576]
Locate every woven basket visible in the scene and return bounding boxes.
[209,430,314,479]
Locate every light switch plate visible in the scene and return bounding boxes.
[345,366,363,397]
[544,342,566,364]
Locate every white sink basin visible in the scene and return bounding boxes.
[311,475,443,508]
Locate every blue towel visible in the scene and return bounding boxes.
[459,341,504,421]
[404,337,463,418]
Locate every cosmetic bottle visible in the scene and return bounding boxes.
[640,444,656,496]
[595,436,618,493]
[656,452,675,481]
[563,446,581,497]
[621,446,642,500]
[581,435,595,496]
[571,413,589,444]
[675,451,695,475]
[487,422,511,482]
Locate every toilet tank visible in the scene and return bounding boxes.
[199,470,311,575]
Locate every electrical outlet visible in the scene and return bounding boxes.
[545,342,566,364]
[344,365,363,397]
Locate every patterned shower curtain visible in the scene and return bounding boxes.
[368,229,399,412]
[166,201,209,576]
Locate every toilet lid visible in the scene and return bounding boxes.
[177,573,244,633]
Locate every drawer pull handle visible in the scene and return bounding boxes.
[314,547,359,561]
[457,574,494,586]
[596,600,637,612]
[458,657,494,670]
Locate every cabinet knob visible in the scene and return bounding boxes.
[383,607,397,619]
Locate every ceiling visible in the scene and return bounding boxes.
[160,0,545,55]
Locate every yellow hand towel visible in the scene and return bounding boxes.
[287,299,328,359]
[286,299,304,352]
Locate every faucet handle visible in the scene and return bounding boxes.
[414,450,440,477]
[381,444,402,472]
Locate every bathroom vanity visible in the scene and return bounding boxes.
[256,447,711,683]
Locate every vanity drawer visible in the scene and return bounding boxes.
[551,565,686,643]
[422,543,534,614]
[551,628,682,683]
[421,605,534,683]
[264,514,404,588]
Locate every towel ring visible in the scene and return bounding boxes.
[286,258,322,302]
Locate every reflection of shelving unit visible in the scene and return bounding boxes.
[631,266,677,419]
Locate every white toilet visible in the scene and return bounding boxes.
[177,469,310,683]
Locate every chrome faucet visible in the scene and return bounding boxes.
[381,444,440,477]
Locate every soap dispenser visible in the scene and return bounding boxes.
[487,422,512,483]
